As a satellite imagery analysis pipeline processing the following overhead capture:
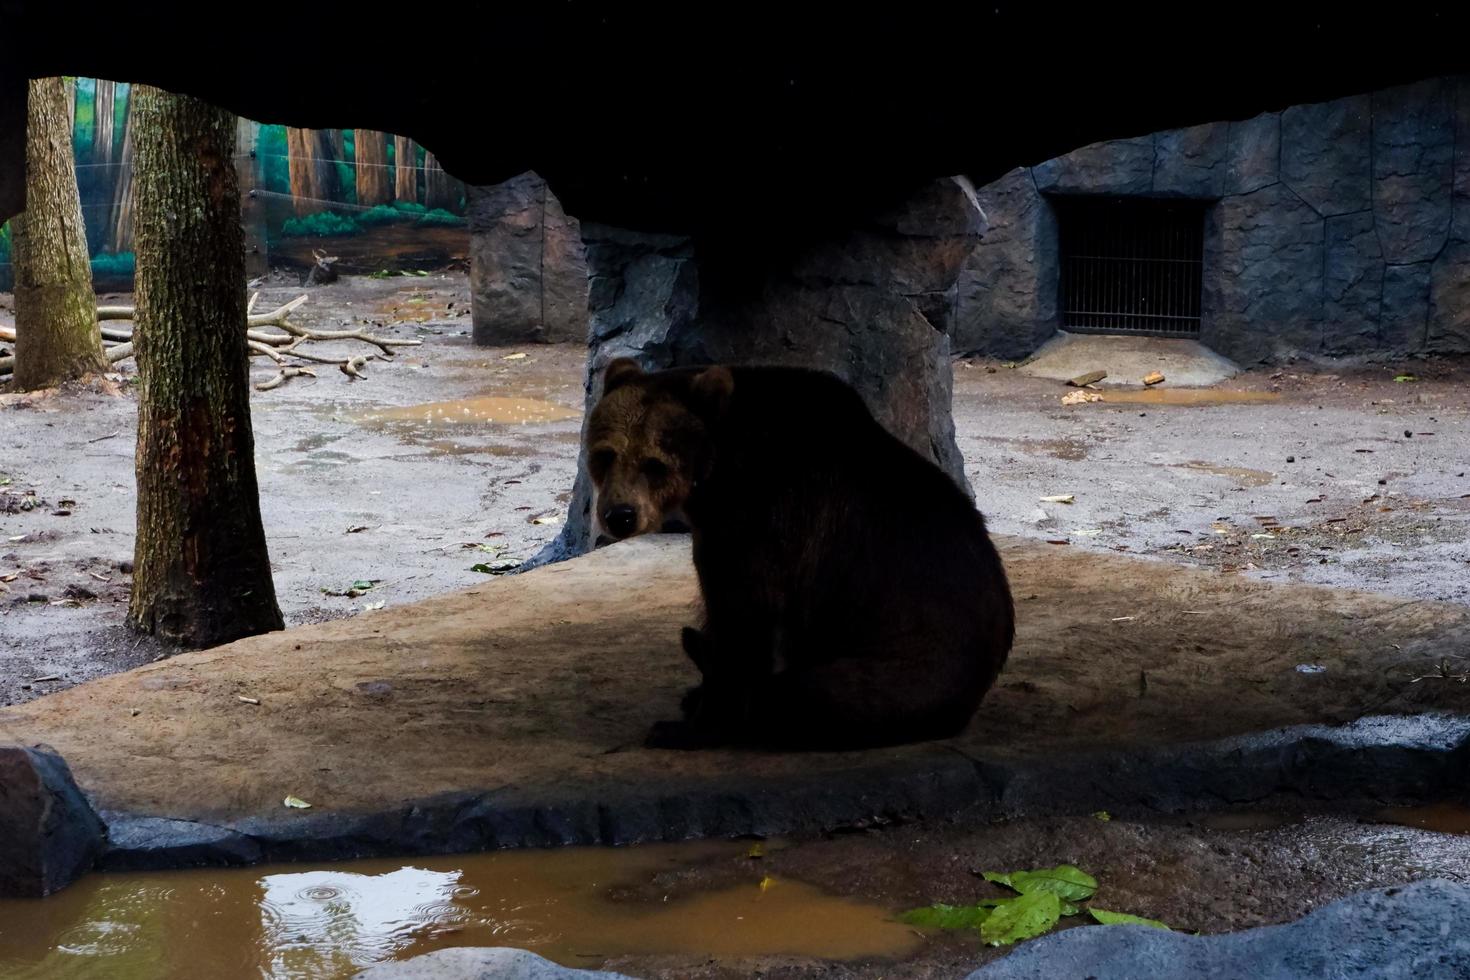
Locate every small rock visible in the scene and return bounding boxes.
[117,560,133,575]
[1067,370,1108,387]
[1286,456,1295,463]
[1142,371,1165,386]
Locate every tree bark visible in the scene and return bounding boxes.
[10,77,106,391]
[394,135,417,203]
[353,129,390,206]
[127,84,283,647]
[109,95,134,252]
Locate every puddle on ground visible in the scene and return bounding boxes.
[0,841,919,979]
[1098,388,1281,405]
[356,395,580,426]
[1373,802,1470,834]
[1172,460,1277,487]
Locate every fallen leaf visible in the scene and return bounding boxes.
[758,876,775,893]
[1394,374,1417,383]
[237,695,261,705]
[1090,908,1170,930]
[363,600,386,611]
[1061,390,1103,406]
[470,560,522,575]
[982,892,1062,946]
[283,796,312,809]
[901,903,996,930]
[352,580,374,591]
[983,865,1098,902]
[502,352,528,361]
[1039,495,1075,505]
[1093,810,1112,821]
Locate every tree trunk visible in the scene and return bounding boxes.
[422,150,459,211]
[93,79,115,166]
[286,127,340,214]
[10,77,106,391]
[109,95,134,252]
[127,84,283,647]
[394,135,417,203]
[353,129,390,206]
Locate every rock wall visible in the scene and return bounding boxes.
[530,177,985,565]
[955,75,1470,363]
[467,172,589,345]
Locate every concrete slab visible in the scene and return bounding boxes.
[1018,332,1241,387]
[1,536,1468,872]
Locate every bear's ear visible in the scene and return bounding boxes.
[690,366,734,421]
[602,357,643,393]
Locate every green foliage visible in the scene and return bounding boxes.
[416,208,465,228]
[334,163,357,204]
[90,251,135,281]
[281,211,362,238]
[392,200,427,215]
[0,221,11,263]
[357,204,405,228]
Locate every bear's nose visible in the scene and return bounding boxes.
[603,504,638,539]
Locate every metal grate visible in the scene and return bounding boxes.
[1056,196,1205,336]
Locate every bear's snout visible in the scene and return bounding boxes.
[602,504,640,539]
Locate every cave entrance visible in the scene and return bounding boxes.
[1055,196,1206,336]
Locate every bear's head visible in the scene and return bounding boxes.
[584,358,734,541]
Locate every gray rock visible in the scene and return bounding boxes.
[468,172,589,345]
[1451,77,1470,242]
[1281,94,1372,216]
[966,879,1470,980]
[1428,239,1470,353]
[1372,79,1454,264]
[0,743,105,897]
[1152,122,1229,198]
[1224,112,1280,196]
[1032,137,1155,196]
[1202,183,1324,361]
[1322,210,1383,354]
[952,168,1059,359]
[536,177,981,563]
[353,948,636,980]
[1379,262,1432,352]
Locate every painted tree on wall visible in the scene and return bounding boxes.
[354,129,390,206]
[128,84,283,646]
[394,135,418,203]
[286,127,340,215]
[10,77,107,391]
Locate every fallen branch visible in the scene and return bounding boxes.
[255,366,317,391]
[3,294,417,385]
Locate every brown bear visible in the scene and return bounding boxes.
[585,357,1014,750]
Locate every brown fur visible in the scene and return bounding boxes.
[586,358,1015,751]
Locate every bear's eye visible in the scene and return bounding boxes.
[590,449,616,474]
[640,458,670,481]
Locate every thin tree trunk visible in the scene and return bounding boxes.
[127,84,283,647]
[109,95,134,252]
[394,135,417,203]
[353,129,389,206]
[10,77,106,391]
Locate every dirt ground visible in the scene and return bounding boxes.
[2,273,1467,709]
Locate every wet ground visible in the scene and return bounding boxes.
[2,804,1467,980]
[3,273,1470,978]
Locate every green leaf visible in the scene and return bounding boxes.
[1089,908,1171,930]
[351,580,374,591]
[981,892,1062,946]
[1092,810,1112,822]
[901,903,994,930]
[982,865,1098,902]
[1394,374,1417,383]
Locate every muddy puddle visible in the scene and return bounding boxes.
[356,395,580,426]
[1374,802,1470,834]
[0,841,919,979]
[1172,460,1277,487]
[1098,388,1281,405]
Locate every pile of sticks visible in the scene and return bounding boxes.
[0,294,422,392]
